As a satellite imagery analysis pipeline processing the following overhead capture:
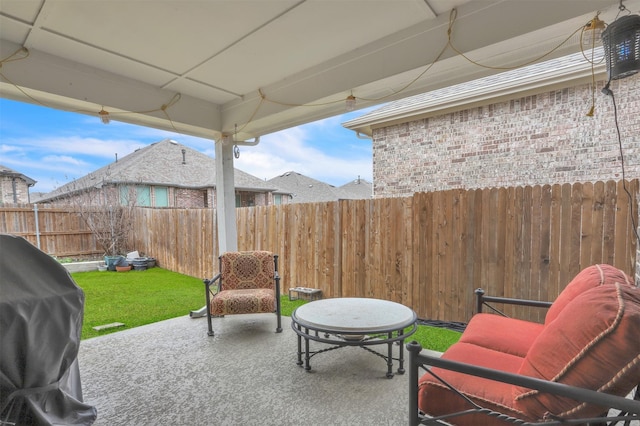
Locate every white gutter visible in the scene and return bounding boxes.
[344,52,607,136]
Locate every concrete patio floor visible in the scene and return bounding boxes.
[78,314,415,425]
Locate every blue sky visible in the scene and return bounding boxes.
[0,98,376,194]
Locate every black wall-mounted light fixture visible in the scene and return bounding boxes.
[601,10,640,80]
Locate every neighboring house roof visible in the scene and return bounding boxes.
[343,51,605,136]
[268,172,338,203]
[40,139,276,201]
[268,171,372,203]
[30,192,48,203]
[0,164,36,186]
[338,177,372,200]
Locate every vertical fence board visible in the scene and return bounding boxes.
[580,182,595,269]
[504,187,517,317]
[470,189,484,316]
[451,189,464,320]
[614,180,631,272]
[537,185,552,310]
[548,184,562,301]
[590,181,606,264]
[603,180,618,266]
[427,192,442,319]
[569,183,583,278]
[529,185,543,322]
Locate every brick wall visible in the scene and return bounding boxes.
[0,176,31,204]
[372,78,639,196]
[174,187,209,208]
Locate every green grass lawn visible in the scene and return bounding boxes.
[73,268,204,339]
[72,268,461,351]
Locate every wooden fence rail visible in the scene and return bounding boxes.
[2,180,638,323]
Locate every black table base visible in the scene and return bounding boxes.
[291,322,417,378]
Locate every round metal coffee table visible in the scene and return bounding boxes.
[291,297,417,378]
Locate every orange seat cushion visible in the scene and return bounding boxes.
[418,342,530,426]
[459,314,544,357]
[514,283,640,421]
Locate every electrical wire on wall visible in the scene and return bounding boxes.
[601,86,640,247]
[599,0,640,248]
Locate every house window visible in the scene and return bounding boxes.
[235,192,255,207]
[154,187,168,207]
[274,194,282,205]
[119,185,133,205]
[136,186,151,206]
[119,185,150,206]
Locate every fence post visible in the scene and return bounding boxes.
[34,203,41,249]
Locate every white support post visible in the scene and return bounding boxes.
[190,136,237,319]
[215,136,238,254]
[191,135,260,318]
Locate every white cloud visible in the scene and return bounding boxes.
[0,144,23,154]
[233,125,372,185]
[4,135,145,159]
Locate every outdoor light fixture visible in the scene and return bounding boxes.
[582,14,606,46]
[98,108,111,124]
[345,94,356,112]
[601,11,640,80]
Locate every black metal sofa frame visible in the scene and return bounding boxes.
[407,289,640,426]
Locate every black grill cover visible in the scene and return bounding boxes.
[0,234,97,425]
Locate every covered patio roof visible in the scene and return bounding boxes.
[2,0,637,253]
[1,0,634,142]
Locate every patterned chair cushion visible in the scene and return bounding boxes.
[210,288,276,316]
[219,251,275,291]
[209,251,277,317]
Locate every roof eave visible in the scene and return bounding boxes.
[343,60,606,136]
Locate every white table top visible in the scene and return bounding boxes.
[292,297,416,333]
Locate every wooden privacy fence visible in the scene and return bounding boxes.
[132,179,638,323]
[0,205,101,258]
[1,179,637,323]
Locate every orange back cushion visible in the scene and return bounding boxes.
[545,264,634,325]
[514,283,640,420]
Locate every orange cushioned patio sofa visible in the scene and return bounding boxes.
[409,264,640,425]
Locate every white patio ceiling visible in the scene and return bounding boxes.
[1,0,636,142]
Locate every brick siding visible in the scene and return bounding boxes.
[174,187,209,208]
[0,176,31,204]
[372,78,639,196]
